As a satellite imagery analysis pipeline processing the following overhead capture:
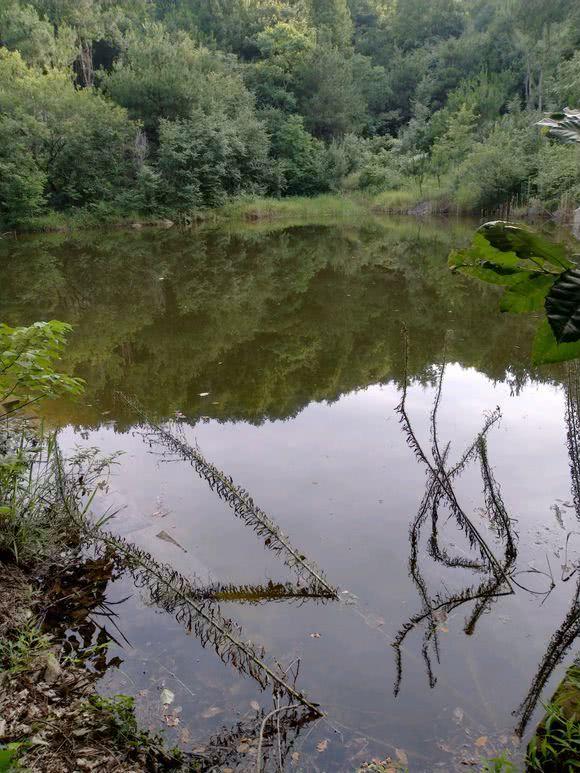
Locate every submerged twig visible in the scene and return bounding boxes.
[93,530,324,716]
[118,392,338,599]
[393,329,517,694]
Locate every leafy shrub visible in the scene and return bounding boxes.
[358,149,405,192]
[535,142,580,209]
[453,122,534,211]
[157,105,270,212]
[262,110,328,196]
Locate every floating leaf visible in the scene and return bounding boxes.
[250,700,260,711]
[202,706,223,719]
[160,688,175,706]
[474,736,488,748]
[545,268,580,343]
[316,739,329,753]
[156,530,187,552]
[395,748,409,765]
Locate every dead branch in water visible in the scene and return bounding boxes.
[118,392,338,599]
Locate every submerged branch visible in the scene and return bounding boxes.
[118,392,338,599]
[92,529,324,716]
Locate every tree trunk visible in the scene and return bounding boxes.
[574,207,580,240]
[78,41,93,88]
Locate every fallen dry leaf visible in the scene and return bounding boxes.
[164,714,180,727]
[291,752,300,763]
[310,632,321,638]
[316,739,329,753]
[250,700,260,711]
[156,530,187,552]
[475,736,488,748]
[395,748,409,765]
[453,707,464,724]
[201,706,223,719]
[160,688,175,706]
[237,743,250,753]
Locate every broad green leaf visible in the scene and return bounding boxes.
[455,264,533,287]
[449,232,521,270]
[532,319,580,365]
[449,232,533,287]
[478,221,572,272]
[499,274,555,313]
[0,744,21,772]
[545,268,580,343]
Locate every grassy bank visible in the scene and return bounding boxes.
[0,182,574,238]
[7,184,576,237]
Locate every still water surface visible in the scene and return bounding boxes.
[2,217,579,771]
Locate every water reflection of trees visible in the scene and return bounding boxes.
[0,221,540,429]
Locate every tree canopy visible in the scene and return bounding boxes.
[0,0,579,225]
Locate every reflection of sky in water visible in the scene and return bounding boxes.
[57,365,580,769]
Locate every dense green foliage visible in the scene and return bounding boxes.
[0,320,84,417]
[1,0,580,225]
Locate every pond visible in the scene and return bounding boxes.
[1,216,580,771]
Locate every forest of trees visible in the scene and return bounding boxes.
[1,0,580,227]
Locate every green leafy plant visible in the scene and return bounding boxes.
[0,743,24,772]
[1,321,84,419]
[0,619,52,673]
[449,221,580,364]
[480,753,518,772]
[527,700,580,771]
[86,694,183,765]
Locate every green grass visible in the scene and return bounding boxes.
[527,663,580,772]
[86,695,185,767]
[214,193,370,222]
[0,619,52,674]
[16,209,158,233]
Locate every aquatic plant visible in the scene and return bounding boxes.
[515,365,580,736]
